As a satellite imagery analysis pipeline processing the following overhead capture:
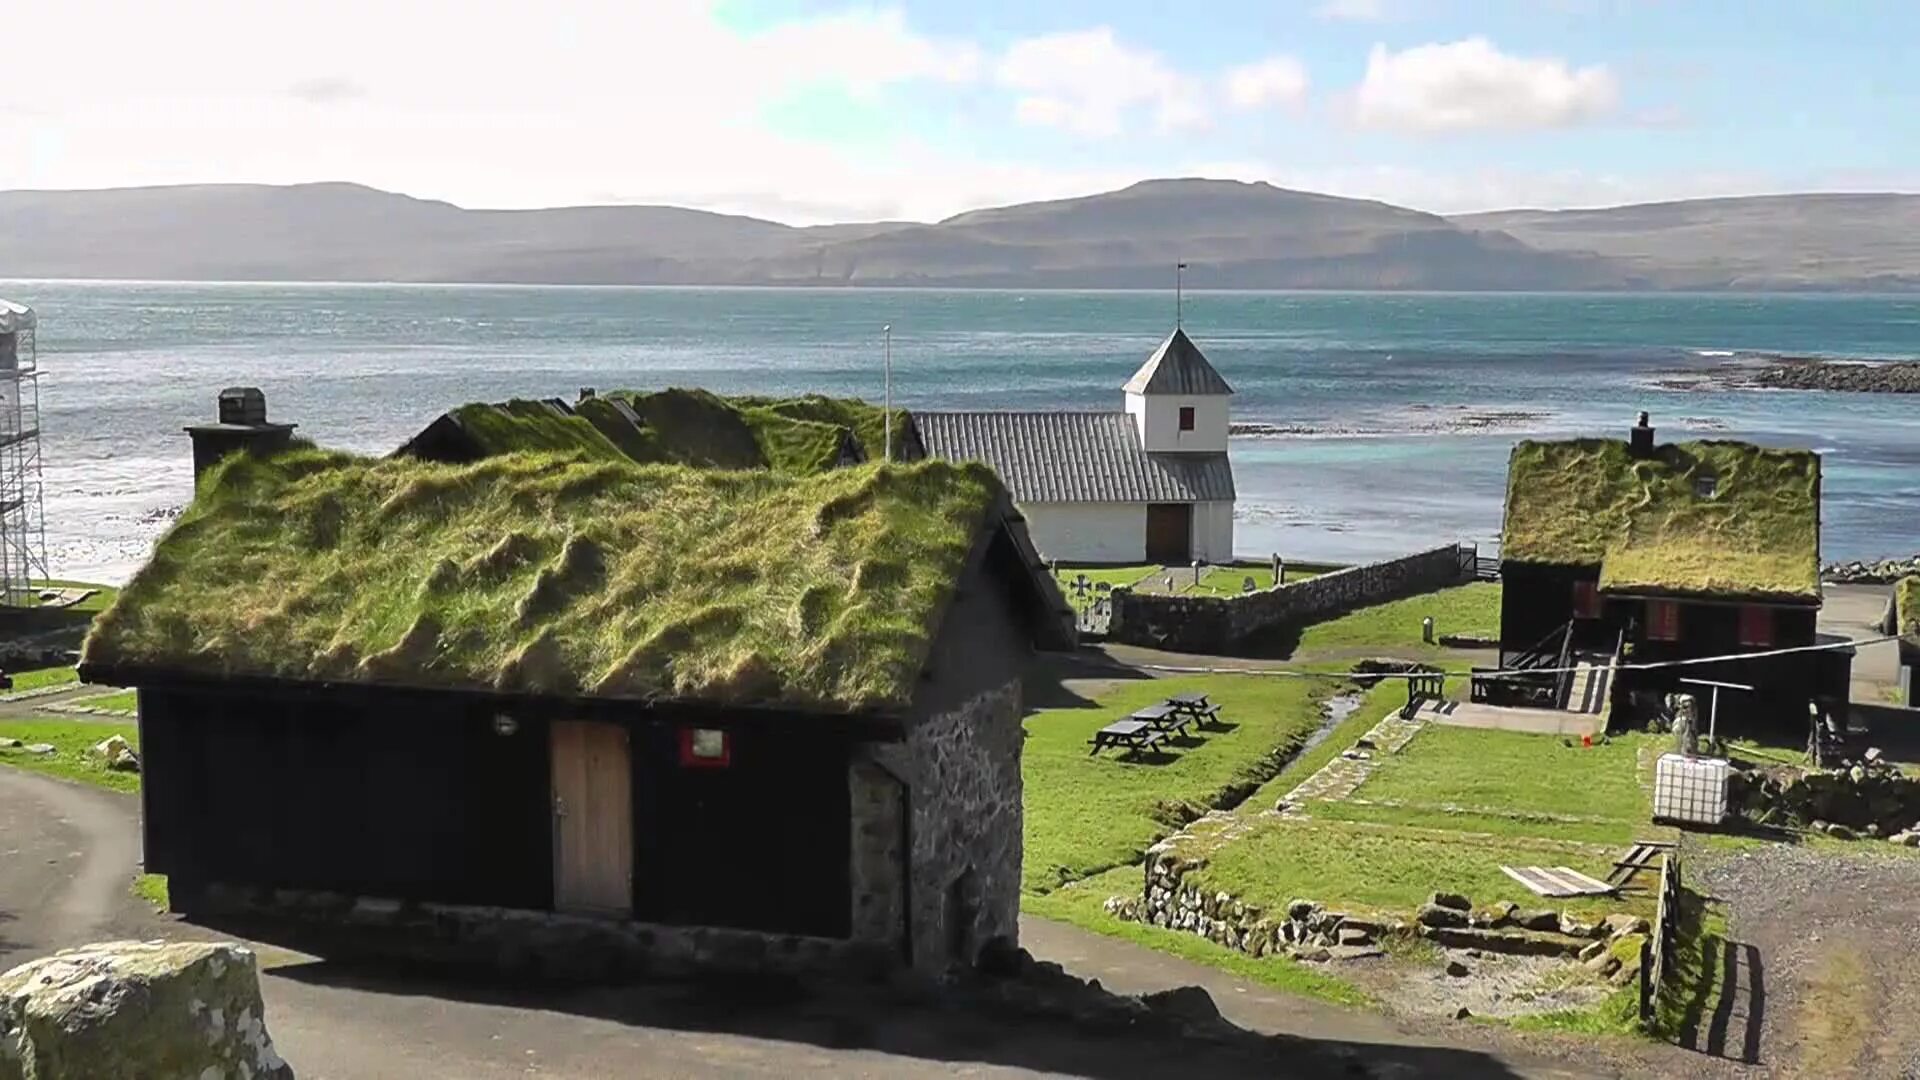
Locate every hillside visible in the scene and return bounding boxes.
[1452,193,1920,291]
[1,179,1915,290]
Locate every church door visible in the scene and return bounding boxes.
[1145,504,1193,563]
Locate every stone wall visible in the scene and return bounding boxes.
[872,678,1025,973]
[1107,544,1473,653]
[846,758,907,952]
[178,884,894,983]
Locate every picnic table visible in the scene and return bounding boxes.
[1163,692,1222,723]
[1088,719,1166,756]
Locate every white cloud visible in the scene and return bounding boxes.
[1226,57,1310,109]
[995,28,1210,137]
[1352,38,1619,132]
[749,9,981,97]
[1316,0,1390,21]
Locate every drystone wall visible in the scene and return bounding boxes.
[1107,545,1472,653]
[872,678,1025,972]
[846,758,908,950]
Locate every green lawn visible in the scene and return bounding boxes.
[81,689,138,713]
[1312,799,1640,846]
[1054,562,1337,601]
[0,719,140,793]
[1023,866,1373,1007]
[1355,726,1654,825]
[1023,672,1347,894]
[1293,582,1501,657]
[1052,565,1159,596]
[6,665,78,692]
[1174,814,1638,919]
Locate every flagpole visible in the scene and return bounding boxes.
[1176,261,1187,329]
[882,324,893,464]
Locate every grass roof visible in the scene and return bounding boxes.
[83,449,1007,711]
[733,394,910,462]
[1898,577,1919,642]
[436,390,873,475]
[1502,438,1821,601]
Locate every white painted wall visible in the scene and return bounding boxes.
[1019,501,1148,563]
[1020,498,1235,564]
[1193,500,1235,562]
[1124,392,1230,452]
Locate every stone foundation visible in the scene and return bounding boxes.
[177,884,894,983]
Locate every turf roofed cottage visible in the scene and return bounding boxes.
[1489,413,1848,728]
[81,390,1074,979]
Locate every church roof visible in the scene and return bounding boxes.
[917,411,1235,504]
[1122,328,1234,396]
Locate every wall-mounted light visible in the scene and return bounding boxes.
[492,714,519,737]
[679,727,731,768]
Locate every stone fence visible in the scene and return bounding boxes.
[1106,544,1475,654]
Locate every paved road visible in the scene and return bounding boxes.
[0,766,1667,1079]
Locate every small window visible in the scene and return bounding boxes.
[1178,406,1195,432]
[1572,580,1602,619]
[1738,605,1774,648]
[1646,600,1681,642]
[1694,473,1719,498]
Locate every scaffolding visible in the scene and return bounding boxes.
[0,300,47,607]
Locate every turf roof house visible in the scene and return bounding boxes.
[81,428,1074,976]
[918,328,1236,565]
[1495,414,1848,727]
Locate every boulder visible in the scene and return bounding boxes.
[0,737,19,749]
[1578,940,1609,963]
[1327,944,1385,961]
[91,735,139,773]
[1557,913,1605,939]
[21,743,55,756]
[0,940,293,1080]
[1510,909,1560,932]
[1417,903,1469,929]
[1584,952,1622,978]
[1286,899,1317,921]
[1336,926,1373,947]
[1429,891,1472,913]
[1604,914,1651,938]
[1291,945,1332,963]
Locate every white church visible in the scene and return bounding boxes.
[917,328,1236,564]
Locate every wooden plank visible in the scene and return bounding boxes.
[1500,865,1573,897]
[1501,864,1615,898]
[551,719,633,915]
[1547,866,1617,895]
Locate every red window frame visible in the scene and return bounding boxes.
[1738,604,1774,648]
[1178,406,1196,431]
[1572,580,1602,619]
[1645,600,1681,642]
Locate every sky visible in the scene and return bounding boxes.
[6,0,1919,224]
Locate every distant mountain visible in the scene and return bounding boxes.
[1,179,1914,290]
[1451,193,1920,291]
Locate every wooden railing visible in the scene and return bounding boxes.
[1639,853,1682,1032]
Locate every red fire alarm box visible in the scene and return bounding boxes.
[679,727,731,768]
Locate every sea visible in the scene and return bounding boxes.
[0,281,1915,585]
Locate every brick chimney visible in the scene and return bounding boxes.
[1629,411,1655,458]
[185,387,298,484]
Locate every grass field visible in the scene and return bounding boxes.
[1355,726,1653,826]
[1022,671,1348,894]
[1292,582,1502,657]
[1052,562,1339,602]
[6,665,78,692]
[81,689,138,713]
[0,719,140,793]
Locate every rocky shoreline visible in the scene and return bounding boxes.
[1658,356,1920,394]
[1824,555,1920,585]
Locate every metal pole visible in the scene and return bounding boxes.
[882,324,892,464]
[1175,262,1187,328]
[1709,685,1720,747]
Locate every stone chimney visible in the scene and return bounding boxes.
[185,387,298,484]
[1629,411,1655,458]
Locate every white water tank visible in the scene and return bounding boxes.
[1653,753,1730,826]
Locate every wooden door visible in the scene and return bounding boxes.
[551,720,633,915]
[1145,503,1193,564]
